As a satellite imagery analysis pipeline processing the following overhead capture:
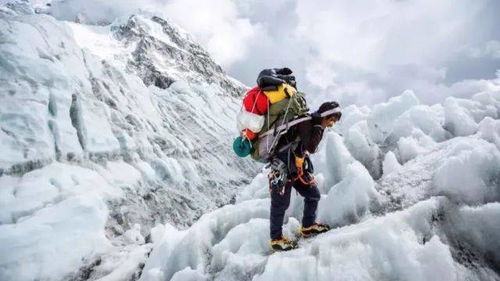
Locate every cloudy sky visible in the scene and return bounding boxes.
[47,0,500,106]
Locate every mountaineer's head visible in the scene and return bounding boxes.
[317,101,341,128]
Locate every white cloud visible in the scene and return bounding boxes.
[288,0,498,105]
[305,60,338,90]
[49,0,148,24]
[217,0,499,106]
[47,0,500,106]
[464,40,500,59]
[161,0,261,67]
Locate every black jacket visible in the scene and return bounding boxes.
[274,119,323,178]
[276,118,324,157]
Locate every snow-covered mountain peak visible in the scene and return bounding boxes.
[111,14,245,96]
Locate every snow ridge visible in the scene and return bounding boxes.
[0,4,257,281]
[142,90,500,281]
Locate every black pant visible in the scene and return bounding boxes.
[270,179,321,239]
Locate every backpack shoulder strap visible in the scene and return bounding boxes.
[259,115,312,139]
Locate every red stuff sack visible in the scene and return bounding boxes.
[243,86,269,115]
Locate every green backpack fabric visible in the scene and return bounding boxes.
[250,91,309,162]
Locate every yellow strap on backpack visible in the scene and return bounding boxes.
[263,83,297,104]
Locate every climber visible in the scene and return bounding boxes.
[269,101,342,251]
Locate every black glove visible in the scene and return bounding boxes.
[304,156,314,174]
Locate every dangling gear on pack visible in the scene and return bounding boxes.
[267,158,288,195]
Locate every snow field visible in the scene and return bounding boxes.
[140,199,271,281]
[142,88,500,280]
[143,196,488,280]
[317,161,380,227]
[432,140,500,204]
[255,198,460,281]
[0,163,118,280]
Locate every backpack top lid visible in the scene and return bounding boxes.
[257,68,296,89]
[243,86,269,115]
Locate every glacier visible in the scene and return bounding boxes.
[0,3,257,281]
[1,1,500,281]
[140,91,500,281]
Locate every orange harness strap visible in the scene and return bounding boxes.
[290,155,316,186]
[289,167,316,186]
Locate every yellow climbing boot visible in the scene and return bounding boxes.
[300,222,331,238]
[270,236,297,251]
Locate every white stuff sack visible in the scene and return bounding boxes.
[237,109,265,133]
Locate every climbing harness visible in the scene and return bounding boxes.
[268,158,288,195]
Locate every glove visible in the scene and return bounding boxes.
[295,156,305,177]
[305,156,314,174]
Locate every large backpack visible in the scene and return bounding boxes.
[250,90,309,163]
[234,68,309,163]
